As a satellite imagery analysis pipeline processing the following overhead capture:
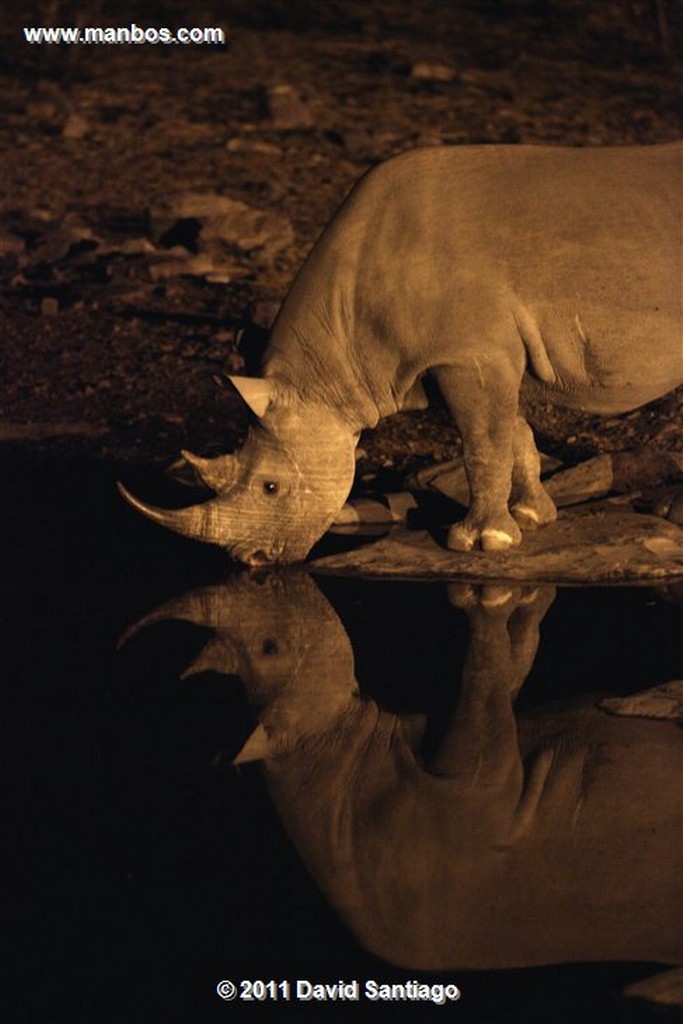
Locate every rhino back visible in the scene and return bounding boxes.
[263,697,682,971]
[267,144,681,419]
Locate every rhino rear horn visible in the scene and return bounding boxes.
[180,638,240,680]
[181,450,238,492]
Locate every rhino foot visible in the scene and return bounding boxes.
[511,492,557,531]
[447,511,522,552]
[510,474,558,531]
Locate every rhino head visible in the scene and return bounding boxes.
[119,571,361,758]
[118,376,357,565]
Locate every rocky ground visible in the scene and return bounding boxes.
[0,0,681,481]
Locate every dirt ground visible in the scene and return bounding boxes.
[0,0,681,478]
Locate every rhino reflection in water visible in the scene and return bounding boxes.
[124,574,682,972]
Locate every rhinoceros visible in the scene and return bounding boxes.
[120,143,682,564]
[121,575,682,971]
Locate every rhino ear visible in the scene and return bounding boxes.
[227,375,276,419]
[233,724,273,764]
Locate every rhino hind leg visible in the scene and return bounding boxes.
[434,359,523,552]
[509,416,557,529]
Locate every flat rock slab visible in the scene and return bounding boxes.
[599,680,683,724]
[313,505,683,584]
[622,967,683,1011]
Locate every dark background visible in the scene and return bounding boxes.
[0,0,681,472]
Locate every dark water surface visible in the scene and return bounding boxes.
[4,456,681,1024]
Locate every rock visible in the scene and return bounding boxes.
[147,252,221,282]
[544,454,615,506]
[40,296,59,316]
[0,232,26,256]
[622,968,683,1011]
[410,62,457,82]
[62,113,89,139]
[265,84,314,129]
[27,101,58,120]
[226,137,282,155]
[0,421,108,441]
[28,222,97,263]
[545,451,683,507]
[407,453,562,508]
[312,505,683,584]
[407,452,683,512]
[611,450,683,491]
[331,492,418,533]
[339,129,383,162]
[150,191,294,263]
[248,298,281,329]
[654,487,683,525]
[407,458,470,506]
[598,680,683,723]
[225,351,245,373]
[414,133,444,148]
[118,237,156,255]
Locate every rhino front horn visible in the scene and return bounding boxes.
[117,481,221,545]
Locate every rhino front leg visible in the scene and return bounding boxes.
[434,358,522,551]
[426,585,554,777]
[425,585,556,843]
[510,416,558,529]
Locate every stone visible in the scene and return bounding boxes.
[654,488,683,525]
[147,252,220,281]
[0,421,108,441]
[411,62,457,82]
[408,453,562,508]
[622,968,683,1010]
[339,129,383,162]
[40,296,60,316]
[150,191,294,263]
[226,137,282,155]
[248,299,281,329]
[0,232,26,256]
[312,505,683,584]
[599,680,683,723]
[407,451,683,511]
[331,492,418,533]
[545,454,615,506]
[265,84,314,129]
[611,450,683,491]
[62,113,89,139]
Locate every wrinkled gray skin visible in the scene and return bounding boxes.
[121,143,682,563]
[123,575,682,972]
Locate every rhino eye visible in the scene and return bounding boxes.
[262,480,279,496]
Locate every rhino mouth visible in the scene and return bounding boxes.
[228,540,288,567]
[243,548,278,567]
